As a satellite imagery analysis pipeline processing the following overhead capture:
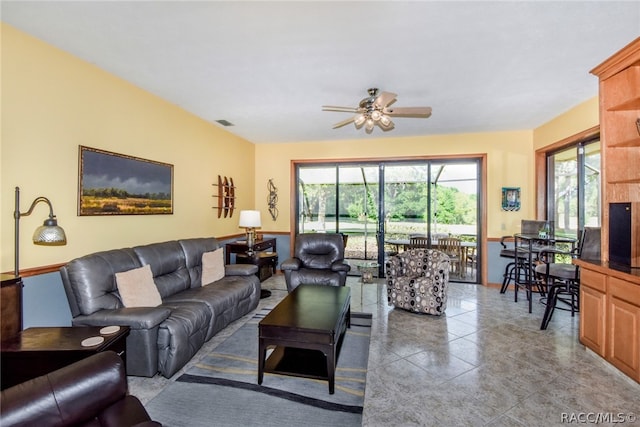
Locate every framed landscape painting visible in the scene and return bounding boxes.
[78,146,173,216]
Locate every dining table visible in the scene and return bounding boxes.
[384,238,476,277]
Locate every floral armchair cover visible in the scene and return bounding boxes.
[385,248,450,315]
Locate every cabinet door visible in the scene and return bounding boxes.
[608,277,640,381]
[580,285,607,356]
[0,278,22,341]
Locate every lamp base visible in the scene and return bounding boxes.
[246,230,255,254]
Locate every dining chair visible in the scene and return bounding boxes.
[409,236,429,248]
[438,237,462,277]
[535,227,601,329]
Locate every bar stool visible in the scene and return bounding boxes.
[535,227,600,329]
[499,235,519,293]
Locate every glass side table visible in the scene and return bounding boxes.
[355,261,380,306]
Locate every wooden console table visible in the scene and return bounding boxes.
[1,326,130,390]
[225,238,276,264]
[226,238,278,288]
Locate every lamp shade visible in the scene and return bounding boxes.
[239,210,261,228]
[33,218,67,245]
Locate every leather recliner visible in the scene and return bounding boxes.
[281,233,351,292]
[0,351,160,427]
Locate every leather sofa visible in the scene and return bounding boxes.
[281,233,351,292]
[0,351,160,427]
[60,238,260,378]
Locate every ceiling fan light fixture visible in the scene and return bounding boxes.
[323,88,431,134]
[365,119,375,133]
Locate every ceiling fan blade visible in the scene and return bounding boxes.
[332,116,356,129]
[374,91,397,108]
[322,105,359,113]
[384,106,432,118]
[379,118,395,131]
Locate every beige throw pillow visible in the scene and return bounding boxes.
[202,248,225,286]
[115,264,162,307]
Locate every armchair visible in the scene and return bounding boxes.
[0,351,160,427]
[281,233,351,292]
[386,248,450,315]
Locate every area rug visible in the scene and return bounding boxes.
[145,309,372,427]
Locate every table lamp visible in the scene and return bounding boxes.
[14,186,67,276]
[238,210,261,253]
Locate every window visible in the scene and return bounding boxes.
[546,138,600,239]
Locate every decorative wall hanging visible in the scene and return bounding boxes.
[78,146,173,216]
[501,187,521,211]
[267,178,278,221]
[213,175,235,218]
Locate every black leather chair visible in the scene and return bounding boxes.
[281,233,351,292]
[536,227,601,329]
[0,351,160,427]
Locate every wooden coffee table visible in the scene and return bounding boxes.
[1,326,129,390]
[258,284,351,394]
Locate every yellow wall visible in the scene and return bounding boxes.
[254,130,536,239]
[1,24,256,272]
[533,97,599,149]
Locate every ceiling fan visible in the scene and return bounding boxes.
[322,88,432,134]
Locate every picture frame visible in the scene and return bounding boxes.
[78,146,173,216]
[501,187,521,211]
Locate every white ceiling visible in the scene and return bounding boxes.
[2,1,639,144]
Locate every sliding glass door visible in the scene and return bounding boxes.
[295,158,480,283]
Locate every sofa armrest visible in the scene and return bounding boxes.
[225,264,258,276]
[99,395,161,427]
[280,258,301,271]
[72,307,171,330]
[330,261,351,273]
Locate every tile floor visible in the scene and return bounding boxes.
[129,276,640,427]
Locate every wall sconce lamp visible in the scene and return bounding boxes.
[14,186,67,276]
[238,210,261,253]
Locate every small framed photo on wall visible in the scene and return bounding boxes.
[501,187,521,211]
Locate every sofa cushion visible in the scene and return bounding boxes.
[60,248,142,316]
[133,241,190,298]
[156,301,211,377]
[201,248,225,285]
[115,265,162,308]
[164,275,260,339]
[178,237,220,288]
